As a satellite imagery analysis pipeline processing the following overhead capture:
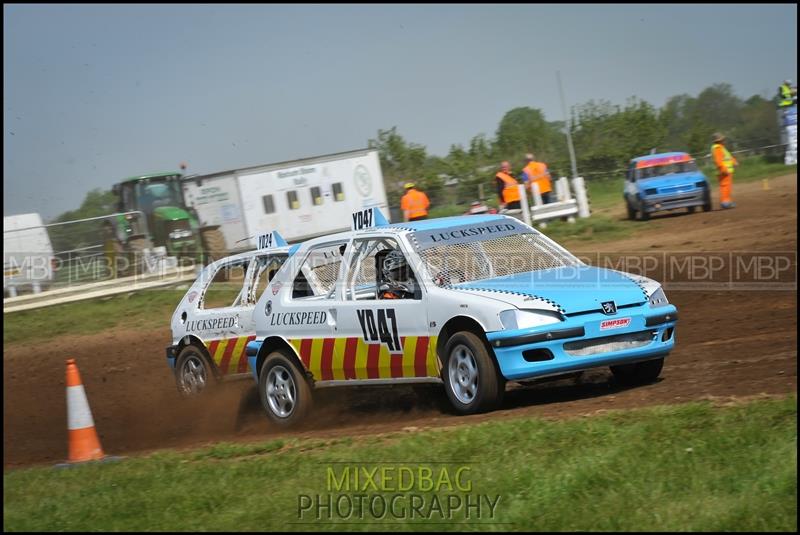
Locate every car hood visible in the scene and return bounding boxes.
[637,172,706,191]
[449,266,648,315]
[154,205,191,221]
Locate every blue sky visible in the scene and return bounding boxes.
[3,4,797,220]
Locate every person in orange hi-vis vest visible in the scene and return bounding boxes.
[495,161,522,210]
[520,153,554,204]
[711,132,738,209]
[400,182,431,222]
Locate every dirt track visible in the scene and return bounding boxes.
[4,175,797,468]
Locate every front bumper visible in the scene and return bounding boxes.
[246,340,262,380]
[642,190,706,212]
[486,305,677,381]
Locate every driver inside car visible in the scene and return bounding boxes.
[379,249,417,299]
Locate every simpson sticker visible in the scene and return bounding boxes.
[600,317,631,330]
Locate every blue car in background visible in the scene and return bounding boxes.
[623,152,711,221]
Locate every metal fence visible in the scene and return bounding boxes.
[3,211,171,297]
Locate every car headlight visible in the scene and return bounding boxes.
[648,287,669,307]
[499,309,562,331]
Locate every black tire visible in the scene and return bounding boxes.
[626,199,636,220]
[175,344,216,397]
[610,357,664,386]
[639,208,650,221]
[201,228,228,264]
[702,190,712,212]
[258,349,313,427]
[442,331,505,414]
[687,206,696,214]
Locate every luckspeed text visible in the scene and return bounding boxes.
[297,464,502,521]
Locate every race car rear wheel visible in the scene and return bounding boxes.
[610,357,664,386]
[175,344,216,397]
[259,350,313,427]
[442,331,504,414]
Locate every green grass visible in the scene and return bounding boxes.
[699,156,797,184]
[535,214,631,244]
[3,286,186,345]
[584,176,626,211]
[4,396,797,531]
[429,203,471,219]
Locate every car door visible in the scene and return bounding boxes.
[329,235,435,382]
[267,240,347,381]
[191,255,257,377]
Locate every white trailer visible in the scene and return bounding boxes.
[181,148,388,251]
[3,213,56,297]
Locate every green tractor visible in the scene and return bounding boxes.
[110,172,227,269]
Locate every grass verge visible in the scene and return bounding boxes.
[4,396,796,531]
[3,286,185,345]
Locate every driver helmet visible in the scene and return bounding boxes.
[383,249,409,283]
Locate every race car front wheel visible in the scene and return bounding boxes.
[625,199,637,220]
[442,331,505,415]
[610,357,664,386]
[258,350,313,427]
[175,344,216,397]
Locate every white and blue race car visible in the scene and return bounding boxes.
[246,209,677,426]
[166,234,295,396]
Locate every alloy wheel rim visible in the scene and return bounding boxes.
[181,354,207,395]
[266,365,297,418]
[448,344,478,404]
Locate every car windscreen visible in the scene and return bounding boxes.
[416,231,581,287]
[636,160,698,179]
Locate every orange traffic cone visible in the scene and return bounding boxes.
[65,358,105,463]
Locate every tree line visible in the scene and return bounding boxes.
[370,82,784,208]
[49,81,783,250]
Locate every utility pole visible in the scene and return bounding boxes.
[557,70,579,178]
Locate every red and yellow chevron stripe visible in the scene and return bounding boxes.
[287,336,440,381]
[206,335,256,375]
